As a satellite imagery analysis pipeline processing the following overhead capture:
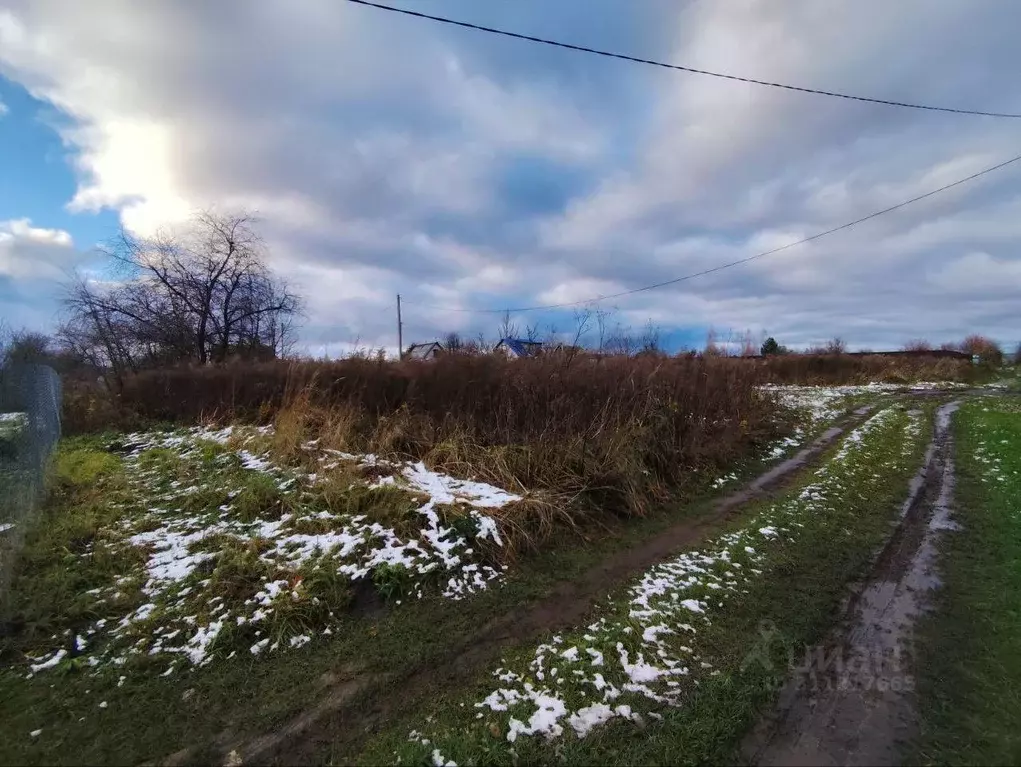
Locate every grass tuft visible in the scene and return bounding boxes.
[232,471,288,522]
[911,400,1021,764]
[54,445,122,488]
[207,538,278,601]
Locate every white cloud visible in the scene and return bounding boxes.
[0,97,7,117]
[0,0,1020,350]
[0,218,74,279]
[0,218,80,331]
[927,251,1021,295]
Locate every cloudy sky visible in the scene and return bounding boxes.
[1,0,1020,354]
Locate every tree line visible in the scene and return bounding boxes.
[3,211,301,387]
[2,210,1015,375]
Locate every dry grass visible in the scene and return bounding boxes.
[756,352,974,384]
[58,351,974,551]
[102,356,773,532]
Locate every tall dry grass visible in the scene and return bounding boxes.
[60,351,974,549]
[756,352,974,385]
[95,356,774,517]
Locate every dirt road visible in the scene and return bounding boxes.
[743,402,960,766]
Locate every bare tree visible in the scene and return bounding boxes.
[0,321,10,364]
[444,332,464,353]
[2,331,52,365]
[63,211,301,380]
[561,308,593,362]
[960,334,1003,366]
[593,306,615,353]
[497,311,519,342]
[703,327,725,358]
[740,330,757,357]
[473,331,492,354]
[825,336,847,355]
[605,326,637,357]
[524,321,542,344]
[639,321,663,356]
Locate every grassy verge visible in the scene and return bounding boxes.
[0,398,841,766]
[911,398,1021,765]
[354,404,934,766]
[989,364,1021,391]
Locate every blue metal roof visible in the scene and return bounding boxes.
[498,338,542,357]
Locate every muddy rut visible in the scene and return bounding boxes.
[170,407,880,766]
[743,401,960,767]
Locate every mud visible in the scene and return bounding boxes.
[743,401,960,767]
[168,406,876,766]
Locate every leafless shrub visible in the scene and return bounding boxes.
[61,211,301,385]
[902,339,931,352]
[825,337,847,355]
[959,334,1003,366]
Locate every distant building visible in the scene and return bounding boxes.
[494,338,544,359]
[405,341,444,361]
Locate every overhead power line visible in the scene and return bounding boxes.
[345,0,1021,119]
[404,152,1021,314]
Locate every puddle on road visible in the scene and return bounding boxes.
[745,401,960,767]
[719,407,874,515]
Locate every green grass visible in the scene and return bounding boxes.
[355,405,934,766]
[992,364,1021,391]
[911,398,1021,765]
[0,407,841,766]
[0,414,40,521]
[0,396,906,766]
[1,443,143,654]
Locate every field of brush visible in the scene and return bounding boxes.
[0,354,988,764]
[5,385,830,677]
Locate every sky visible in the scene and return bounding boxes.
[1,0,1020,355]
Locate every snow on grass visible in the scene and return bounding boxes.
[0,411,28,442]
[411,407,908,750]
[322,448,518,519]
[756,381,950,462]
[713,381,909,487]
[765,383,967,420]
[765,434,803,460]
[29,648,67,673]
[24,425,522,676]
[969,405,1021,521]
[402,461,519,510]
[712,472,737,489]
[973,442,1005,483]
[431,748,457,767]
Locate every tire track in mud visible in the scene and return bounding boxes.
[170,406,878,766]
[743,401,960,767]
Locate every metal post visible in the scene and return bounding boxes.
[397,294,403,360]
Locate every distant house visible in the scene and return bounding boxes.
[494,338,544,359]
[405,341,444,361]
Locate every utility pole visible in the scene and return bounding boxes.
[397,294,404,360]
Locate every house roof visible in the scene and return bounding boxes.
[496,338,543,357]
[406,341,443,360]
